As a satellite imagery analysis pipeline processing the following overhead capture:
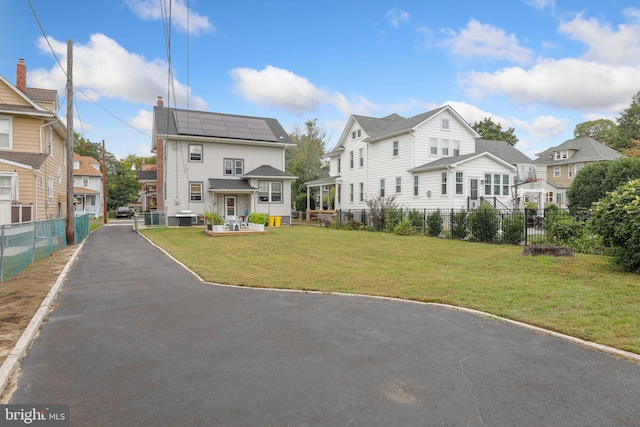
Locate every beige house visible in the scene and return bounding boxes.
[0,59,69,224]
[533,136,624,208]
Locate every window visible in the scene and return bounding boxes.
[393,140,399,157]
[350,151,354,168]
[359,182,364,202]
[441,118,450,130]
[73,161,80,170]
[502,174,509,195]
[258,181,282,203]
[224,158,244,175]
[0,117,12,149]
[441,172,447,195]
[575,163,584,174]
[0,175,12,200]
[546,192,554,204]
[555,150,568,160]
[452,140,460,156]
[442,139,449,156]
[82,177,89,187]
[556,192,563,204]
[359,148,364,167]
[86,194,96,207]
[48,177,53,198]
[337,158,341,174]
[484,173,492,195]
[189,144,203,162]
[430,138,438,155]
[413,176,419,196]
[380,179,385,197]
[352,129,361,139]
[350,183,354,202]
[456,172,463,195]
[553,166,561,177]
[189,182,203,202]
[395,177,402,193]
[494,174,500,196]
[568,164,573,178]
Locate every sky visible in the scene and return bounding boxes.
[1,0,640,160]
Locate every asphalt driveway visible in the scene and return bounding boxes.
[9,224,640,426]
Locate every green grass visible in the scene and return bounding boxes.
[141,226,640,354]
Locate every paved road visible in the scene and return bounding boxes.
[9,224,640,426]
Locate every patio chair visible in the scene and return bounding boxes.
[225,215,241,231]
[240,214,249,230]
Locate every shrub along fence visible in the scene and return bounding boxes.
[0,214,91,282]
[335,205,582,247]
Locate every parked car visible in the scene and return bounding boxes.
[115,206,132,218]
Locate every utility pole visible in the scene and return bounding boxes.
[102,139,107,223]
[65,39,75,245]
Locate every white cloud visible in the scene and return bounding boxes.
[130,109,154,135]
[230,66,376,116]
[30,34,206,110]
[511,115,569,139]
[459,58,640,112]
[559,13,640,66]
[385,8,410,28]
[124,0,214,36]
[524,0,555,12]
[444,19,533,64]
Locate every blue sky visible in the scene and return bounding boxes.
[1,0,639,160]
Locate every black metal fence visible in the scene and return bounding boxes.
[334,207,575,246]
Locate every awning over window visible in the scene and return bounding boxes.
[208,178,257,192]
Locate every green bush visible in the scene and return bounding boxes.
[426,209,443,237]
[408,209,425,233]
[501,212,525,245]
[347,219,362,230]
[394,218,418,236]
[385,206,403,232]
[468,202,500,242]
[248,213,269,225]
[451,210,468,239]
[590,178,640,273]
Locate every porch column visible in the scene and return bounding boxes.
[319,185,324,211]
[306,186,311,222]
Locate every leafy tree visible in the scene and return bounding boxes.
[426,209,443,237]
[468,202,500,242]
[364,194,397,231]
[286,119,329,209]
[573,119,628,151]
[567,157,640,215]
[590,178,640,273]
[616,90,640,149]
[471,117,518,146]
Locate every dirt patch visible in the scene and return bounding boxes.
[0,245,78,366]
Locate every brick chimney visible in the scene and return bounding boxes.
[16,58,27,92]
[157,96,164,107]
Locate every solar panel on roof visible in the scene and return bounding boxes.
[173,110,278,142]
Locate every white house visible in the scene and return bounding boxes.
[309,105,533,213]
[72,153,103,218]
[151,98,296,225]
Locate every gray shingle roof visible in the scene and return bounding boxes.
[353,107,449,142]
[244,164,294,178]
[139,170,157,181]
[0,151,49,168]
[534,136,624,165]
[154,106,293,144]
[475,139,532,164]
[208,179,256,191]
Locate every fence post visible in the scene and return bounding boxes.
[31,220,37,263]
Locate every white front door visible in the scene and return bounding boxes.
[225,196,236,216]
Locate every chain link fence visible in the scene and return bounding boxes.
[0,214,91,282]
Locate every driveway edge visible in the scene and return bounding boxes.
[139,231,640,364]
[0,242,84,396]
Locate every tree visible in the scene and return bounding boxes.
[286,119,329,209]
[590,178,640,273]
[573,119,628,151]
[471,117,518,146]
[616,90,640,149]
[567,157,640,215]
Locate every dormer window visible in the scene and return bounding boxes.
[73,161,80,170]
[554,150,568,160]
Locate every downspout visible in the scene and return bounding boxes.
[39,121,56,153]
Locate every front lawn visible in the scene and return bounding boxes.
[141,225,640,354]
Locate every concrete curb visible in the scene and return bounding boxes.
[0,242,84,396]
[138,230,640,365]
